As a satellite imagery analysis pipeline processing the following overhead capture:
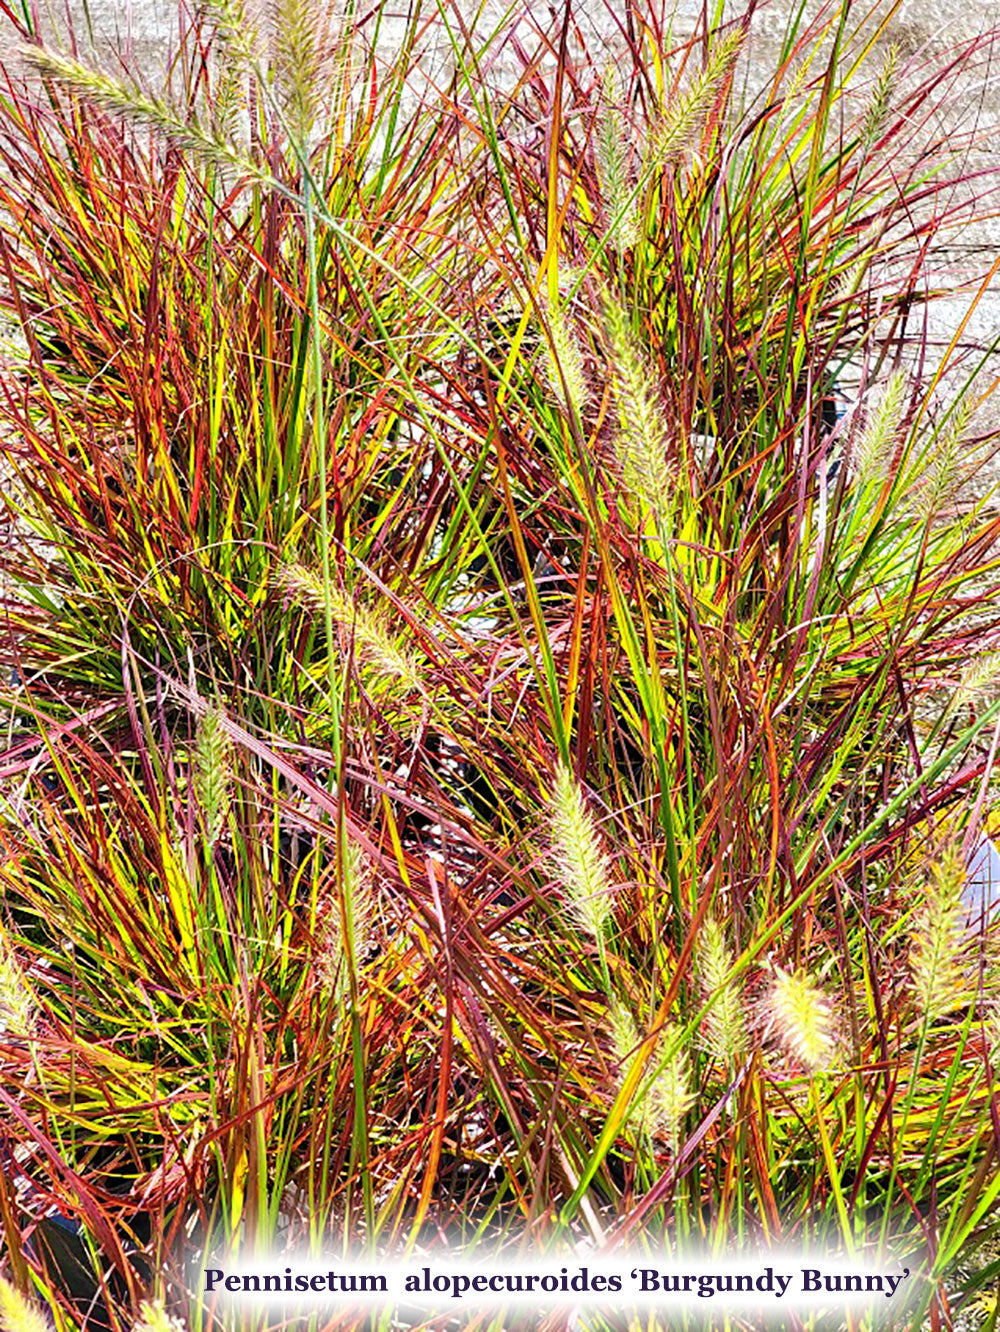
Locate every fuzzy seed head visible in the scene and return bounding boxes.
[540,298,588,420]
[953,650,1000,714]
[0,1279,49,1332]
[195,707,233,849]
[647,28,744,168]
[914,396,974,520]
[831,229,880,306]
[852,369,908,488]
[549,765,614,942]
[602,291,674,522]
[862,45,898,148]
[608,1000,640,1069]
[272,0,339,138]
[595,67,639,251]
[133,1302,186,1332]
[199,0,259,64]
[316,840,375,998]
[910,841,968,1020]
[647,1023,696,1152]
[697,918,747,1066]
[767,967,839,1072]
[0,930,35,1038]
[277,563,422,693]
[200,0,257,137]
[23,49,259,177]
[607,1001,646,1130]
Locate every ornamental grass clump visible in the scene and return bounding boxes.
[2,0,1000,1324]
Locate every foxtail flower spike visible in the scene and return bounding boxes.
[549,765,614,942]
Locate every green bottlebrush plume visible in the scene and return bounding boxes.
[194,707,233,849]
[601,290,674,523]
[831,227,880,305]
[133,1302,186,1332]
[780,44,820,118]
[862,44,898,148]
[0,928,34,1038]
[609,1006,694,1148]
[647,28,744,168]
[0,1280,49,1332]
[910,841,968,1020]
[277,562,422,693]
[272,0,336,138]
[914,396,974,520]
[953,649,1000,714]
[768,966,839,1072]
[852,368,907,488]
[549,764,614,943]
[198,0,260,67]
[697,917,747,1066]
[647,1023,696,1153]
[608,1000,640,1071]
[539,296,588,420]
[595,67,638,252]
[316,840,374,998]
[198,0,259,137]
[22,49,259,177]
[608,1000,644,1128]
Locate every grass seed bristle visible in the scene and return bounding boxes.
[0,1280,49,1332]
[549,765,614,943]
[768,967,839,1072]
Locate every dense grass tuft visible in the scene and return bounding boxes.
[2,0,1000,1328]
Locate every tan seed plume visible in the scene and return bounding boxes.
[278,562,422,693]
[549,764,614,942]
[23,48,260,178]
[768,966,839,1072]
[647,29,744,168]
[0,929,34,1038]
[316,840,375,999]
[133,1302,186,1332]
[601,290,673,523]
[0,1279,49,1332]
[910,840,968,1020]
[595,66,639,252]
[697,917,747,1066]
